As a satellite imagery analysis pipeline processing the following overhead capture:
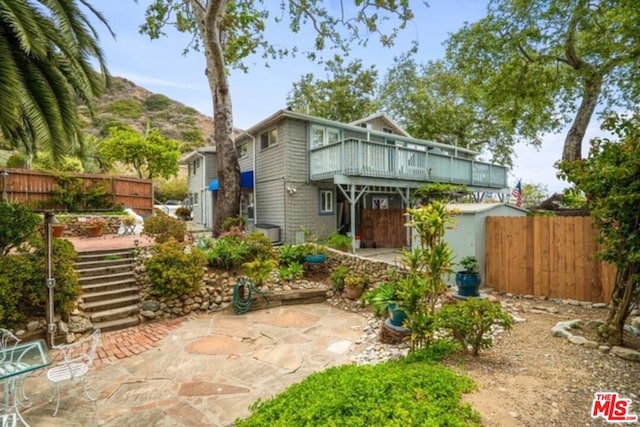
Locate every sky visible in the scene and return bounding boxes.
[90,0,605,195]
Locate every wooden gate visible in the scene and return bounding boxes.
[485,216,616,303]
[359,209,406,248]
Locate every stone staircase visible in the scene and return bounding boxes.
[75,248,140,332]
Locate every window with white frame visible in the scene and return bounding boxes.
[311,125,341,149]
[237,142,248,158]
[260,128,278,150]
[193,192,199,205]
[319,189,333,214]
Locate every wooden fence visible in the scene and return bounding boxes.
[0,168,154,216]
[485,216,616,303]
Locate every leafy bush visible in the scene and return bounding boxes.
[324,231,351,251]
[0,203,40,255]
[0,237,80,327]
[222,215,246,232]
[206,236,250,270]
[278,244,306,267]
[246,232,274,261]
[143,212,187,243]
[278,262,303,282]
[329,265,349,292]
[6,153,27,168]
[145,239,206,299]
[143,94,172,111]
[243,258,277,286]
[107,98,142,119]
[438,298,514,356]
[235,356,479,426]
[362,280,398,317]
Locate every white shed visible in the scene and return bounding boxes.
[412,203,527,286]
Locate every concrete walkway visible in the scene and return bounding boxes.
[19,304,368,426]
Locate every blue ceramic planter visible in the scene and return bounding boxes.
[305,253,326,264]
[455,272,481,297]
[388,303,407,327]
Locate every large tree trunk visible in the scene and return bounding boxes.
[562,73,602,161]
[604,264,638,346]
[193,0,240,236]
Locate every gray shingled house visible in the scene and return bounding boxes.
[183,110,510,249]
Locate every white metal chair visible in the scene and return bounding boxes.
[0,329,29,410]
[0,413,16,427]
[46,329,101,416]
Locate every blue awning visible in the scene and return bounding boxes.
[209,170,254,191]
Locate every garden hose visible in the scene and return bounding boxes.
[232,277,270,315]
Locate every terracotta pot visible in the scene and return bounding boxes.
[52,225,65,238]
[87,226,103,238]
[344,286,364,300]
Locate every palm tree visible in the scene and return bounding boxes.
[0,0,111,161]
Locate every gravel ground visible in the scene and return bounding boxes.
[455,295,640,426]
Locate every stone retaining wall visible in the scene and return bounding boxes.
[135,247,404,320]
[56,215,129,237]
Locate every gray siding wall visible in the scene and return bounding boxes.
[255,122,286,232]
[238,137,254,172]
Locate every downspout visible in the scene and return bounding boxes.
[195,152,207,227]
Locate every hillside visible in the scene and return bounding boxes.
[79,76,215,153]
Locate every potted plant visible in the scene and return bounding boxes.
[86,217,107,237]
[363,270,406,326]
[455,255,481,298]
[343,272,366,300]
[175,206,192,221]
[303,243,326,264]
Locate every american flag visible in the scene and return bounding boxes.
[512,180,522,207]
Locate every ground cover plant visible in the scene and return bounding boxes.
[235,341,479,426]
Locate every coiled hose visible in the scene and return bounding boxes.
[232,277,270,315]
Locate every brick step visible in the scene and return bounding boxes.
[79,272,135,286]
[82,286,140,304]
[82,295,140,313]
[80,278,138,294]
[91,315,140,333]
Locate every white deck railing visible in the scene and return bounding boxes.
[309,138,508,188]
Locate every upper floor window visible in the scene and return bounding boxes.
[382,127,393,134]
[311,125,341,149]
[260,128,278,150]
[237,142,248,158]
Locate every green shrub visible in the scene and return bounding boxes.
[143,212,187,243]
[107,98,142,119]
[329,265,349,292]
[206,236,250,270]
[438,298,514,356]
[145,239,206,299]
[0,203,40,255]
[246,232,274,261]
[143,94,172,111]
[180,128,204,144]
[235,357,479,426]
[243,258,277,286]
[222,215,246,232]
[0,237,80,326]
[278,244,305,267]
[324,231,351,251]
[278,262,303,282]
[6,153,26,168]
